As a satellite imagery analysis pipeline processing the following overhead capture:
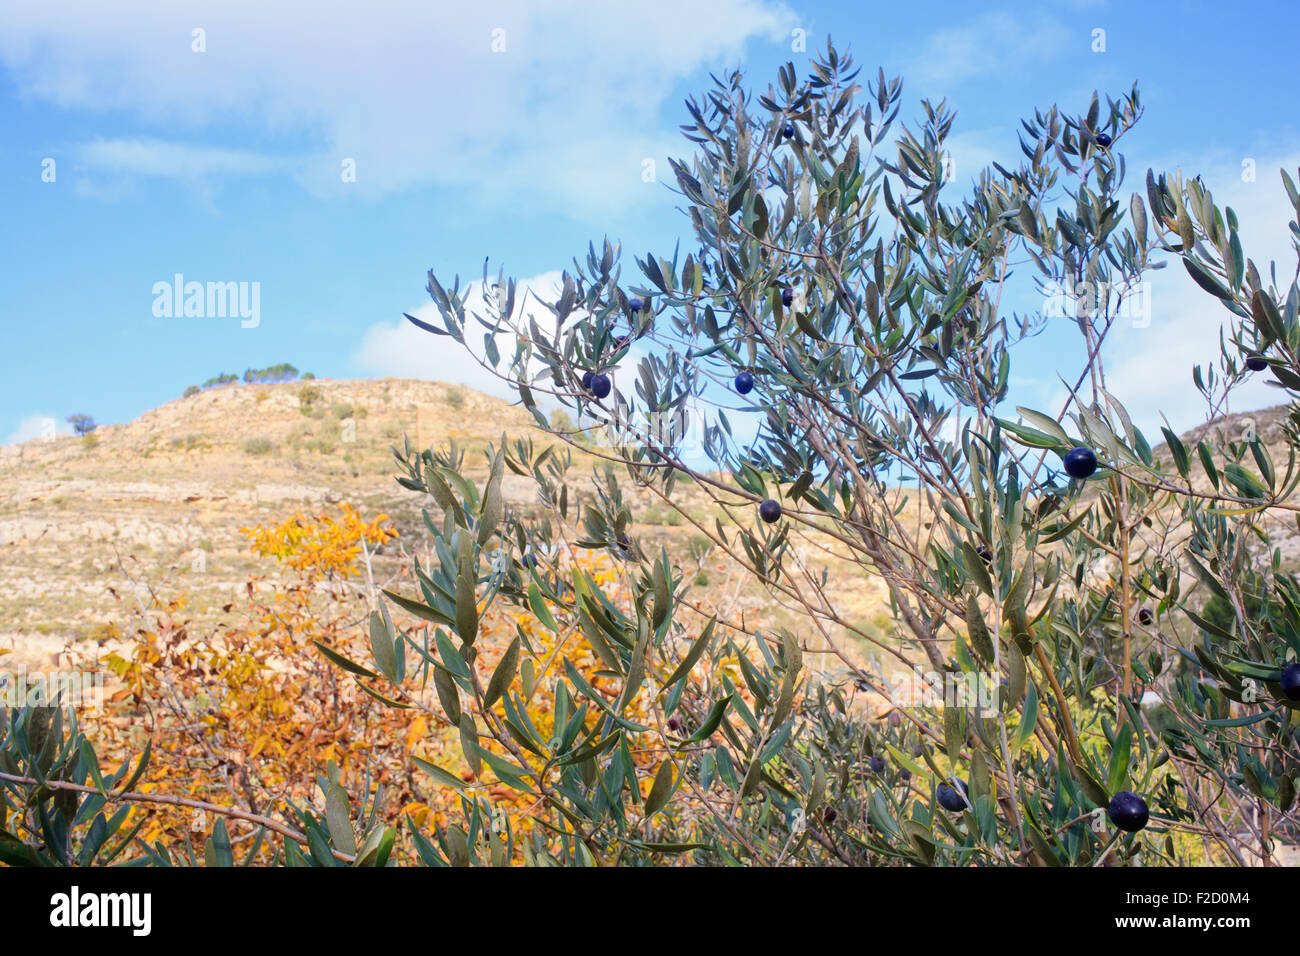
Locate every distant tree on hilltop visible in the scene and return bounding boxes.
[66,413,96,437]
[184,364,301,398]
[244,363,300,384]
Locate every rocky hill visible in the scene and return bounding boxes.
[1,377,890,678]
[0,378,543,664]
[3,378,1295,694]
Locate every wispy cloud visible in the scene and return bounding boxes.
[0,0,796,212]
[352,271,565,400]
[1081,150,1300,436]
[904,12,1072,89]
[3,413,68,446]
[78,138,288,180]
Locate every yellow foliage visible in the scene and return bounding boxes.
[85,505,725,864]
[88,505,439,861]
[242,503,396,581]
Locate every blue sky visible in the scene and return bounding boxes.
[2,0,1298,445]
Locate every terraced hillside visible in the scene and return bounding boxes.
[5,377,1295,708]
[0,379,897,689]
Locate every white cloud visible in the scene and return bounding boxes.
[0,0,795,213]
[903,12,1072,90]
[1102,151,1300,436]
[3,413,69,446]
[69,138,292,206]
[941,127,1006,186]
[352,270,565,400]
[79,137,289,180]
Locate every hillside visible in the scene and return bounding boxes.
[0,379,537,662]
[3,379,1295,693]
[0,378,897,683]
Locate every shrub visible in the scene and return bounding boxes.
[285,422,313,448]
[642,505,683,526]
[0,507,403,867]
[170,433,210,451]
[298,385,323,415]
[183,384,200,398]
[241,436,274,456]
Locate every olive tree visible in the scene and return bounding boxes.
[346,41,1300,866]
[1,699,390,866]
